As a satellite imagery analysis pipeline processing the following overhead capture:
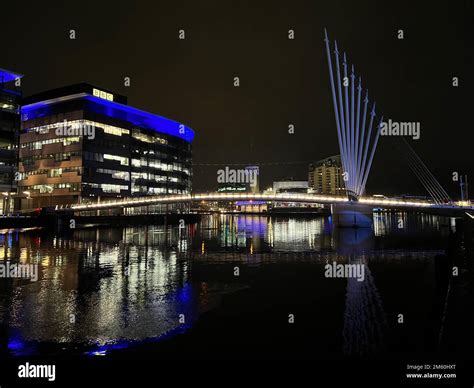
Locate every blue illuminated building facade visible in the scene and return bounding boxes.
[19,83,194,208]
[0,68,23,214]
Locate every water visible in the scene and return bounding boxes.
[0,213,471,359]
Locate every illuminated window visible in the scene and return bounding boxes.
[97,168,130,181]
[100,184,128,193]
[48,168,63,177]
[132,129,167,145]
[104,154,129,166]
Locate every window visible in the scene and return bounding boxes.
[96,168,130,181]
[104,154,129,166]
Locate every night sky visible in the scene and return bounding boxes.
[2,0,471,197]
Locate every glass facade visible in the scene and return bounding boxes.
[0,69,22,214]
[18,84,194,209]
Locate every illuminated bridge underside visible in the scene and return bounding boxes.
[57,193,473,213]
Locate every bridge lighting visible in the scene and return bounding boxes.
[59,191,474,214]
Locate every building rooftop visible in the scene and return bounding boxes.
[21,83,195,143]
[312,155,341,167]
[22,83,127,105]
[0,68,23,84]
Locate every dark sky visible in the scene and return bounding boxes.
[2,0,471,197]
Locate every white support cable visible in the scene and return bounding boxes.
[407,155,442,204]
[356,90,369,195]
[405,151,445,204]
[334,42,350,190]
[350,65,356,195]
[409,146,451,202]
[343,54,353,192]
[357,103,376,196]
[403,139,451,202]
[359,117,383,196]
[354,77,362,195]
[405,150,445,204]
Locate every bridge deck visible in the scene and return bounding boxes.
[53,193,473,213]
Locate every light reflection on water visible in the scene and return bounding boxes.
[0,212,454,357]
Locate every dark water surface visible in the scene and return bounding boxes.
[0,213,472,360]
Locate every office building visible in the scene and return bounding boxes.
[19,83,194,208]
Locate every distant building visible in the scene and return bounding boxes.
[270,178,322,212]
[246,166,259,193]
[273,179,308,194]
[308,155,345,195]
[0,68,23,214]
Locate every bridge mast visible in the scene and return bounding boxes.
[324,30,382,199]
